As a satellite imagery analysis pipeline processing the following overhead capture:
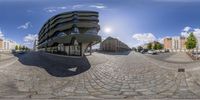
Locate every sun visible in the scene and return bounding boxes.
[104,27,112,33]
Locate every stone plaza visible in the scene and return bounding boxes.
[1,51,200,99]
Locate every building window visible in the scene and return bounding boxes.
[71,27,79,34]
[57,32,66,37]
[85,28,97,35]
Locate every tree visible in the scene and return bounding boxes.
[153,44,158,50]
[19,45,22,51]
[147,43,152,50]
[25,47,29,51]
[157,43,163,50]
[22,45,25,50]
[15,45,19,50]
[185,33,197,50]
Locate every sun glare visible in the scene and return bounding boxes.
[104,27,112,33]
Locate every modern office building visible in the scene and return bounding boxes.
[164,36,186,52]
[100,37,130,52]
[38,11,101,56]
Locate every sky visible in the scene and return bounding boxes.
[1,0,200,48]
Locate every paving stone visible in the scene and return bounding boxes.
[1,52,200,99]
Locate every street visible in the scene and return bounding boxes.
[0,51,200,99]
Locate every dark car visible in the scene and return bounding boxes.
[140,49,148,54]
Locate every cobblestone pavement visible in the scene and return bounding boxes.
[0,53,15,61]
[1,51,200,99]
[147,52,193,63]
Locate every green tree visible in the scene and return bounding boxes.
[157,43,163,50]
[147,43,152,50]
[22,45,25,50]
[185,33,197,50]
[19,45,22,51]
[15,45,19,50]
[153,44,158,50]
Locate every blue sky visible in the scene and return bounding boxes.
[0,0,200,48]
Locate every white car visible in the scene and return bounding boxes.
[148,50,157,55]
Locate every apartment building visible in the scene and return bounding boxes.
[100,37,130,52]
[164,38,172,50]
[0,39,18,52]
[164,36,186,52]
[38,11,101,56]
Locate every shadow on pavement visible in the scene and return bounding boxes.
[97,50,131,55]
[13,52,91,77]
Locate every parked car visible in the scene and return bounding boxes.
[164,49,170,53]
[148,50,157,55]
[140,49,148,54]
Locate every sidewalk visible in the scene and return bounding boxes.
[165,52,193,62]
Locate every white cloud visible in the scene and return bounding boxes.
[44,6,68,13]
[193,28,200,39]
[24,34,38,43]
[158,37,164,43]
[57,6,67,10]
[0,29,4,39]
[183,26,192,32]
[72,4,84,9]
[132,33,156,43]
[23,34,38,48]
[181,26,192,37]
[44,3,107,13]
[89,3,106,9]
[17,22,32,29]
[181,31,189,37]
[181,26,200,37]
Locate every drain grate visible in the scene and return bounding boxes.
[178,68,185,72]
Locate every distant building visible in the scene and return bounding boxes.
[0,39,18,52]
[164,36,186,52]
[142,41,162,50]
[0,39,3,50]
[164,38,172,50]
[142,43,148,49]
[33,39,38,51]
[100,37,130,52]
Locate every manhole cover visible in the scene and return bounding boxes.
[178,68,185,72]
